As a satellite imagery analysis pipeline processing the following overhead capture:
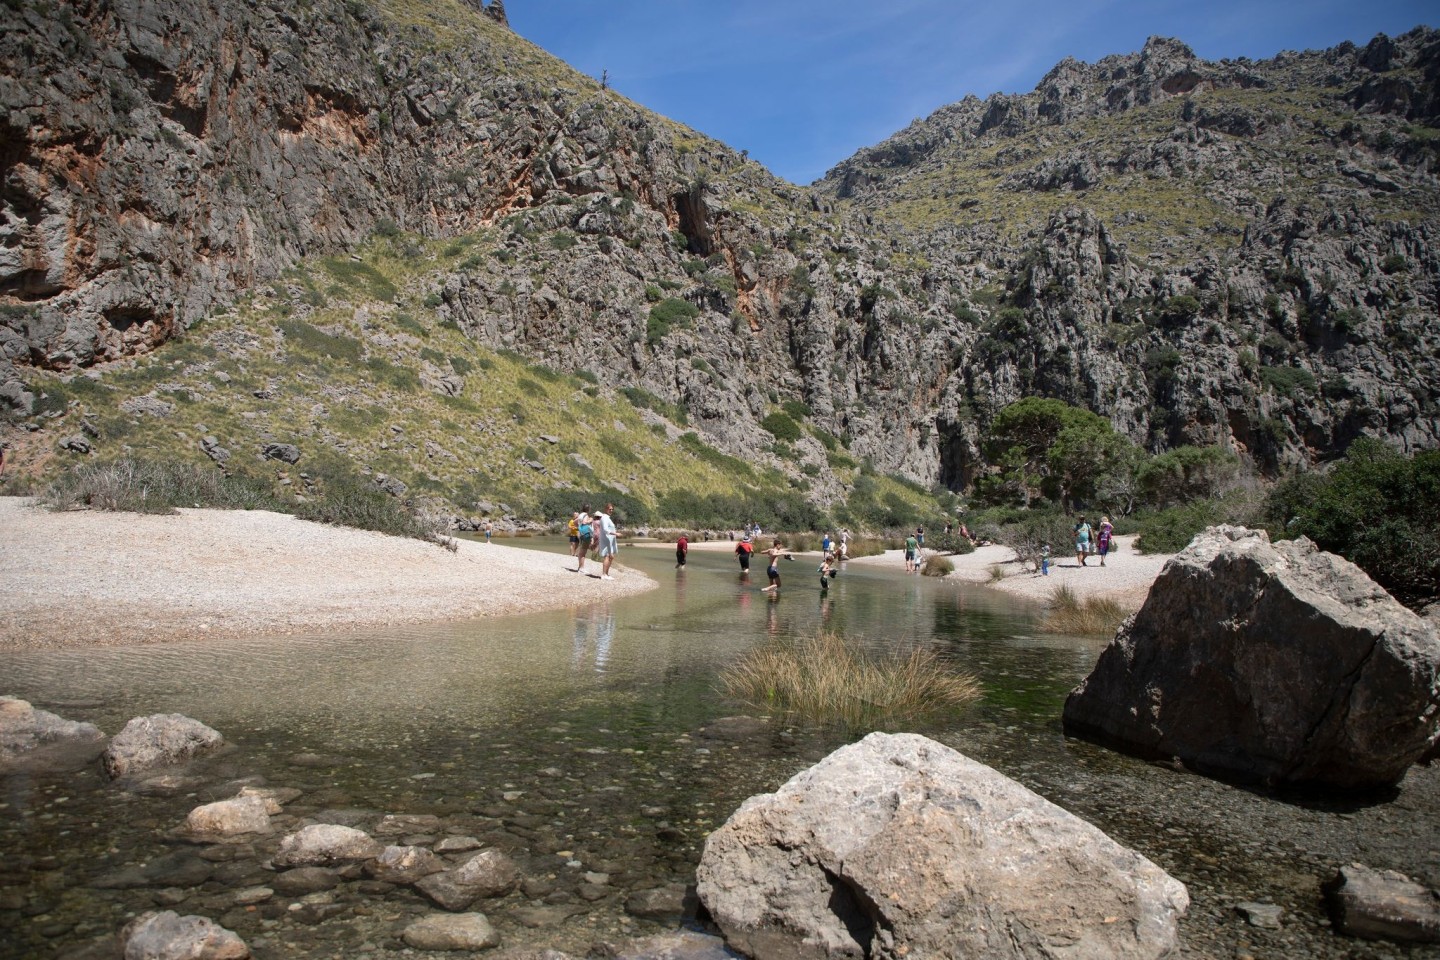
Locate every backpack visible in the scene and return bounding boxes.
[579,519,593,541]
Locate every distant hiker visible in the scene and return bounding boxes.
[904,532,919,572]
[736,535,754,574]
[821,531,832,554]
[1097,516,1114,567]
[567,511,582,558]
[574,503,594,574]
[483,519,493,543]
[1074,515,1093,567]
[676,533,689,568]
[916,526,924,548]
[760,540,793,592]
[595,503,619,580]
[1041,543,1051,576]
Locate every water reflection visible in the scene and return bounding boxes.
[2,539,1433,960]
[571,603,615,673]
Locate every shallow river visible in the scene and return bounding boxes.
[1,539,1435,959]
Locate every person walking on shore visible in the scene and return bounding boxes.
[567,511,582,558]
[1097,516,1114,567]
[574,504,594,574]
[1074,515,1093,567]
[595,504,619,580]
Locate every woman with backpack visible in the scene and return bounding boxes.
[573,504,594,574]
[1074,515,1093,567]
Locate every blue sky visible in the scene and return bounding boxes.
[506,0,1433,185]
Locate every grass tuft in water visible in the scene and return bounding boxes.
[1041,583,1127,636]
[721,630,980,727]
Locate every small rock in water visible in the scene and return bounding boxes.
[402,912,500,950]
[1235,901,1283,928]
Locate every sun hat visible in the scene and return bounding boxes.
[742,535,751,542]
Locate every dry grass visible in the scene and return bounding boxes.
[987,563,1009,583]
[1041,583,1127,636]
[920,554,954,577]
[721,631,980,727]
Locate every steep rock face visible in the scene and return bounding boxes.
[819,31,1440,476]
[2,3,1437,498]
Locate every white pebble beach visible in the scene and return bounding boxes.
[0,497,655,649]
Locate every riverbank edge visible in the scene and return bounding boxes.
[0,497,656,650]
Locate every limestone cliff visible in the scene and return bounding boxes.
[1,0,1436,507]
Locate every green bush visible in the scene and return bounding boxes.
[1259,365,1316,399]
[760,411,803,442]
[647,298,700,346]
[279,320,363,363]
[1263,439,1440,608]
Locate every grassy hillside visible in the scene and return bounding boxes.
[10,225,943,532]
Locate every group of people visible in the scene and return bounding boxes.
[1071,514,1114,566]
[566,502,620,579]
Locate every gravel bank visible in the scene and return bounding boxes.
[846,534,1172,610]
[0,497,655,649]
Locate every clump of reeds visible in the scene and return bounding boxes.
[721,631,980,727]
[920,553,954,577]
[987,563,1008,583]
[1041,583,1127,636]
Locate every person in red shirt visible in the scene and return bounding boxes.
[676,533,688,569]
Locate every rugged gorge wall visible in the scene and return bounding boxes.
[2,0,1438,496]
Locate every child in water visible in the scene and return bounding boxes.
[818,551,837,591]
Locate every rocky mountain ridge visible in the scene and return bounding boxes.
[2,0,1437,515]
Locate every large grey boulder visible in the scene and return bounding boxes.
[121,910,249,960]
[102,714,225,780]
[0,696,106,773]
[696,732,1188,960]
[1064,526,1440,790]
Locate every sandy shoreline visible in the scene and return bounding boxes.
[0,497,655,649]
[642,534,1174,610]
[1,494,1174,650]
[846,534,1171,609]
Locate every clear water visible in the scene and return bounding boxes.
[1,540,1434,959]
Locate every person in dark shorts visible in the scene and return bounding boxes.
[760,540,792,592]
[676,533,688,568]
[736,535,753,574]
